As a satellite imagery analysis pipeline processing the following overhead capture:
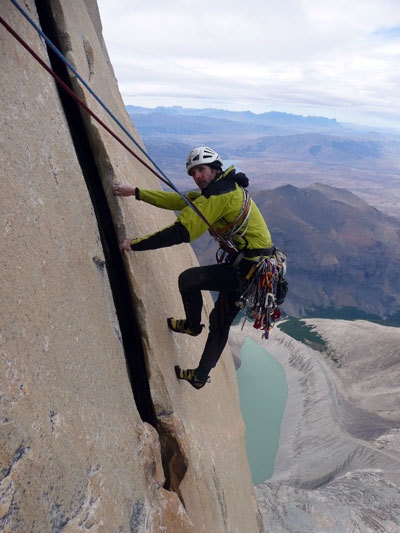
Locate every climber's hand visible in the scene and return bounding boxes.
[120,238,133,252]
[112,182,135,197]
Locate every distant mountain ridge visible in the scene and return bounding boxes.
[126,105,400,218]
[263,183,400,321]
[234,133,382,162]
[126,105,340,131]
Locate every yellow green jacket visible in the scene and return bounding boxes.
[130,166,273,255]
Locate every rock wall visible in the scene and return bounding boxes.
[0,1,261,531]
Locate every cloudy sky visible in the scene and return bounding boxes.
[97,0,400,130]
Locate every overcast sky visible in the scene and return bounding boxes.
[97,0,400,130]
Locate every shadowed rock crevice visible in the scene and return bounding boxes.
[34,0,156,427]
[157,414,189,505]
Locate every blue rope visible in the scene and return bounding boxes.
[9,0,181,196]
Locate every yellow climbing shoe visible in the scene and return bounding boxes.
[167,318,204,337]
[174,366,210,389]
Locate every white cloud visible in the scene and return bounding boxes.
[97,0,400,129]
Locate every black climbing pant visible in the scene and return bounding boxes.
[178,260,253,373]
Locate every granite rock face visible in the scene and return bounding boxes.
[0,2,261,531]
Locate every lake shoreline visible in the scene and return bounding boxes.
[229,319,400,531]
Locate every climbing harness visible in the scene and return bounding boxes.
[215,187,252,264]
[218,188,252,240]
[236,249,288,339]
[1,0,235,255]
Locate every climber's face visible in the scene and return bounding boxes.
[190,165,218,190]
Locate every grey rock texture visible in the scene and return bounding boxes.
[230,320,400,532]
[1,1,260,531]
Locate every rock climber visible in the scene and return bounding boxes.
[112,146,274,389]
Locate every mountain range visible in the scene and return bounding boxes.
[127,105,400,218]
[127,106,400,324]
[251,183,400,321]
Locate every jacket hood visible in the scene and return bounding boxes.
[217,165,249,187]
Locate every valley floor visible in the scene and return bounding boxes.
[229,319,400,533]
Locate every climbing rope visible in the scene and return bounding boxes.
[8,0,174,190]
[2,1,237,254]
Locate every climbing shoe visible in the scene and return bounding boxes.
[174,366,210,390]
[167,317,204,337]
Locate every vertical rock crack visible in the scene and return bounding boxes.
[35,0,156,427]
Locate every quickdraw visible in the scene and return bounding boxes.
[236,249,288,339]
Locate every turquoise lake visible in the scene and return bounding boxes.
[237,337,288,485]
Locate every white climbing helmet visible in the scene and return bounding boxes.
[186,146,222,175]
